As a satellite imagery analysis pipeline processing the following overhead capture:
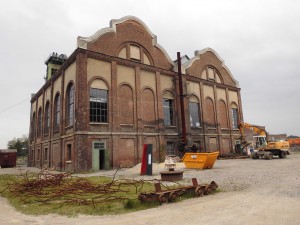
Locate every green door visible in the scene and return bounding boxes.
[92,141,108,170]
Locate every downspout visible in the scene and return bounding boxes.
[177,52,187,145]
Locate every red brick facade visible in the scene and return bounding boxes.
[29,16,243,171]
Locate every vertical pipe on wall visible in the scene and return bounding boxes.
[177,52,187,145]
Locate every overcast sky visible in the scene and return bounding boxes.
[0,0,299,148]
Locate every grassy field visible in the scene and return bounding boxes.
[0,172,159,216]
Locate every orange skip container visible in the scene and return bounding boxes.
[182,152,219,169]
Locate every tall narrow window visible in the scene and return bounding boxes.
[90,88,108,122]
[142,89,155,125]
[163,99,174,126]
[37,108,42,137]
[219,100,228,128]
[66,83,74,126]
[44,148,48,162]
[118,85,133,124]
[54,94,60,130]
[37,149,40,161]
[67,144,72,161]
[31,149,34,160]
[44,102,50,134]
[31,112,36,140]
[231,105,238,129]
[189,96,200,127]
[206,98,216,128]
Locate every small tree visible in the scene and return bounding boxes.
[7,135,29,156]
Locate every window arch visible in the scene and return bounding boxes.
[37,107,42,137]
[189,95,201,127]
[205,97,216,127]
[201,66,223,84]
[117,43,153,65]
[44,101,50,134]
[218,100,228,128]
[54,93,60,130]
[89,79,108,123]
[66,83,74,126]
[118,84,133,124]
[162,91,175,126]
[231,103,239,129]
[31,112,36,140]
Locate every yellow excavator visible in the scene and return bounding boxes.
[238,122,290,159]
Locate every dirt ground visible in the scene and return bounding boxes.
[1,152,300,225]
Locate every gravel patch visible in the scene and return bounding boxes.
[1,152,300,225]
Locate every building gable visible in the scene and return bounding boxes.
[183,48,239,87]
[77,16,174,70]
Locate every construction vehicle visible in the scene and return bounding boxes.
[238,121,290,159]
[287,138,300,147]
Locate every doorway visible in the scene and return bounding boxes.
[92,141,108,170]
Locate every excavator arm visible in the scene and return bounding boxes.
[238,121,268,149]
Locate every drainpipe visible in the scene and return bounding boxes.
[177,52,187,145]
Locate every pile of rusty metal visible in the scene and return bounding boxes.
[138,178,218,204]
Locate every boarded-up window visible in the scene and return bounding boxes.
[221,138,230,155]
[208,68,215,80]
[119,139,135,167]
[31,112,36,140]
[206,98,216,127]
[119,85,134,124]
[118,47,127,59]
[37,108,42,137]
[142,89,156,125]
[44,102,50,134]
[219,100,228,128]
[209,137,217,152]
[130,45,140,61]
[201,66,223,84]
[143,53,151,65]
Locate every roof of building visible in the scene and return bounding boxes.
[0,149,17,153]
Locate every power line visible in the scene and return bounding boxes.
[0,98,30,114]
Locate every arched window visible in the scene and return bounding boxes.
[189,96,200,127]
[201,66,223,84]
[117,43,153,65]
[31,112,36,140]
[231,103,239,129]
[219,100,228,128]
[142,88,155,125]
[206,98,216,127]
[118,84,133,124]
[54,94,60,130]
[163,91,175,126]
[37,108,42,137]
[44,102,50,134]
[66,83,74,126]
[90,79,108,123]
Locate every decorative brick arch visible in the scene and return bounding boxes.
[218,100,228,128]
[142,88,156,125]
[205,97,216,127]
[118,84,134,125]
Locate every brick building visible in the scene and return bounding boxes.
[29,16,243,171]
